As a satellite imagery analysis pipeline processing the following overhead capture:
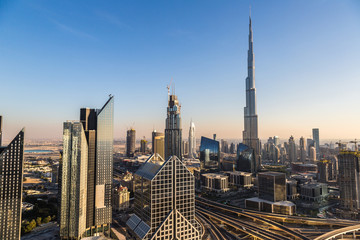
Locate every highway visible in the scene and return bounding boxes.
[196,212,227,240]
[314,224,360,240]
[196,197,310,240]
[196,196,358,227]
[197,206,287,240]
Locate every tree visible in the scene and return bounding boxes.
[25,219,36,233]
[42,216,51,224]
[36,217,42,226]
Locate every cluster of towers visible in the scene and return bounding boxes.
[262,129,320,164]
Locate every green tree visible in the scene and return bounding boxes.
[36,217,42,226]
[42,216,51,224]
[25,219,36,232]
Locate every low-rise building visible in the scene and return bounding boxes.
[113,186,130,211]
[226,171,252,188]
[245,197,296,215]
[201,173,229,193]
[300,182,328,202]
[292,162,317,173]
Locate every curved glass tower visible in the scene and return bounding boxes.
[236,143,255,173]
[199,136,220,170]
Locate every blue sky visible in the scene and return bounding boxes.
[0,0,359,142]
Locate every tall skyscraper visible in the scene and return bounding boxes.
[299,136,306,162]
[0,129,24,240]
[288,136,297,163]
[60,122,88,239]
[140,138,147,153]
[151,130,164,153]
[153,135,165,160]
[0,115,3,146]
[338,151,360,211]
[273,136,279,146]
[165,94,182,160]
[312,128,320,159]
[188,120,196,158]
[243,13,260,171]
[310,146,316,162]
[60,96,114,239]
[126,128,136,157]
[307,138,315,156]
[127,155,201,239]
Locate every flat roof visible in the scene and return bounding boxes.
[258,171,285,177]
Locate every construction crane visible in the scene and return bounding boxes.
[349,139,359,151]
[335,140,348,151]
[166,78,173,99]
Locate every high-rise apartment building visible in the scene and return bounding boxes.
[188,120,196,158]
[140,138,147,153]
[258,172,286,202]
[299,136,306,162]
[60,122,88,239]
[288,136,297,163]
[338,151,360,210]
[126,128,136,157]
[307,138,315,156]
[126,155,201,239]
[243,14,260,171]
[165,94,182,160]
[61,96,114,239]
[310,146,316,162]
[151,130,164,154]
[0,129,24,240]
[273,136,279,146]
[312,128,320,159]
[153,135,165,160]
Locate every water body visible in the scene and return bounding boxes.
[25,150,53,153]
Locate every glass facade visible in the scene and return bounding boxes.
[61,97,114,239]
[60,122,88,239]
[258,172,286,202]
[199,136,220,169]
[0,129,24,240]
[95,97,114,226]
[165,95,182,160]
[128,155,200,239]
[236,143,255,173]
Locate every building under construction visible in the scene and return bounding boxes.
[338,150,360,211]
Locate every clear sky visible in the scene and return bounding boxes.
[0,0,359,142]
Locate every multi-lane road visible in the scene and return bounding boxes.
[196,197,359,240]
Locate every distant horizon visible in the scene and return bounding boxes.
[1,1,359,141]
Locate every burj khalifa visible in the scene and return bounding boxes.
[243,13,261,171]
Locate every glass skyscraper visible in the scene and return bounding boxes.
[126,128,136,157]
[312,128,320,159]
[243,13,261,171]
[199,136,220,170]
[127,154,201,239]
[236,143,255,173]
[60,122,88,239]
[0,129,24,240]
[165,94,182,160]
[60,96,114,239]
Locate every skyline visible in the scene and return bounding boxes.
[1,1,360,141]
